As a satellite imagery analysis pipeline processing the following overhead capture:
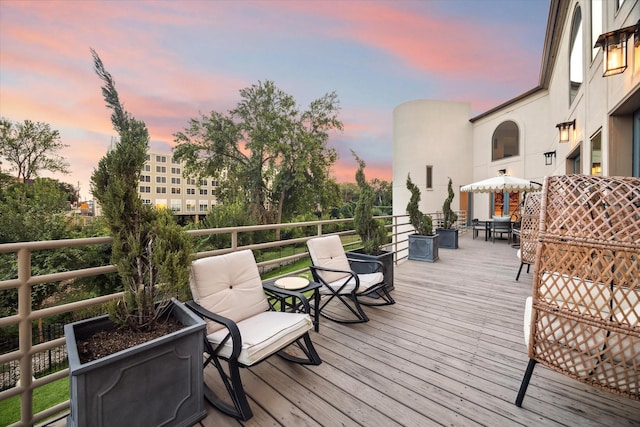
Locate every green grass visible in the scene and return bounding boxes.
[0,377,69,427]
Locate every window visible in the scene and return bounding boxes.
[145,154,150,161]
[425,165,433,190]
[200,179,208,186]
[212,180,219,187]
[569,6,583,104]
[171,187,181,194]
[141,199,151,205]
[186,200,196,212]
[566,144,582,174]
[140,175,150,182]
[156,187,167,194]
[156,176,166,183]
[156,166,166,173]
[491,121,519,161]
[139,186,151,193]
[171,167,181,174]
[171,200,181,212]
[156,155,166,163]
[187,178,197,185]
[187,188,195,195]
[143,164,151,172]
[171,177,181,184]
[591,131,602,176]
[171,157,180,164]
[199,203,208,212]
[591,0,602,61]
[199,189,207,195]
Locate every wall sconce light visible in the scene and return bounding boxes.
[594,22,638,77]
[498,169,507,175]
[591,163,602,175]
[543,150,556,166]
[556,119,575,143]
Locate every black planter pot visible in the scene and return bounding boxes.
[435,228,459,249]
[65,298,206,427]
[347,248,394,292]
[408,233,439,262]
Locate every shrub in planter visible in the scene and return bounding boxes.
[436,177,459,249]
[405,174,438,262]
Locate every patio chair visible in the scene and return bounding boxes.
[491,215,512,243]
[471,218,486,240]
[515,192,541,281]
[515,175,640,407]
[306,235,395,324]
[186,250,322,421]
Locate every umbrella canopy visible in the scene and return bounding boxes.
[460,175,542,193]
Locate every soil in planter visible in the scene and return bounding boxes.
[77,318,183,363]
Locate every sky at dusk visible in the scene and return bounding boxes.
[0,0,550,200]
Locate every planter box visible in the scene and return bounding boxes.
[435,228,458,249]
[347,248,394,292]
[65,298,206,427]
[408,233,439,262]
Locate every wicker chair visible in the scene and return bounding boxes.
[515,175,640,407]
[515,192,541,281]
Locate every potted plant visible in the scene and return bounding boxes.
[435,177,459,249]
[347,151,394,291]
[64,49,206,427]
[406,174,438,262]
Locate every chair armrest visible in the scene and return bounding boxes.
[262,282,312,314]
[346,257,385,275]
[309,264,361,292]
[185,300,242,359]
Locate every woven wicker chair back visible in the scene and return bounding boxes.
[530,174,639,400]
[519,192,541,265]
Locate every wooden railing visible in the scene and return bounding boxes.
[0,212,465,426]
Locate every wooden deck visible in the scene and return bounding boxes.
[200,233,640,427]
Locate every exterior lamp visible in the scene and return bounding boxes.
[543,150,556,166]
[594,22,638,77]
[591,163,602,175]
[556,119,575,143]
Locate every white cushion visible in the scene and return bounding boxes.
[524,296,532,347]
[190,250,269,334]
[517,249,522,261]
[307,235,352,284]
[206,311,312,366]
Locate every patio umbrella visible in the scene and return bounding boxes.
[460,175,542,193]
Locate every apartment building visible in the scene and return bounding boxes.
[139,152,218,217]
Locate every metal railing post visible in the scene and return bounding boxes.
[18,247,34,426]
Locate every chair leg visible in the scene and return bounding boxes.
[277,332,322,365]
[515,359,537,407]
[204,355,253,420]
[318,292,369,323]
[516,262,525,281]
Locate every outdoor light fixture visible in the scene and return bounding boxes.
[556,119,575,143]
[543,150,556,166]
[498,169,507,175]
[592,163,602,175]
[594,22,639,77]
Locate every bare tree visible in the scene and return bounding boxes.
[0,118,69,181]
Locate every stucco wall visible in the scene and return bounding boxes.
[392,100,472,224]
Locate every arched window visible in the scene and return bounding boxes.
[569,6,583,104]
[491,121,519,161]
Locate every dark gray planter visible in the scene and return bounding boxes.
[347,248,394,292]
[65,298,206,427]
[408,233,439,262]
[435,228,459,249]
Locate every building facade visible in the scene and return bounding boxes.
[393,0,639,223]
[139,152,218,218]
